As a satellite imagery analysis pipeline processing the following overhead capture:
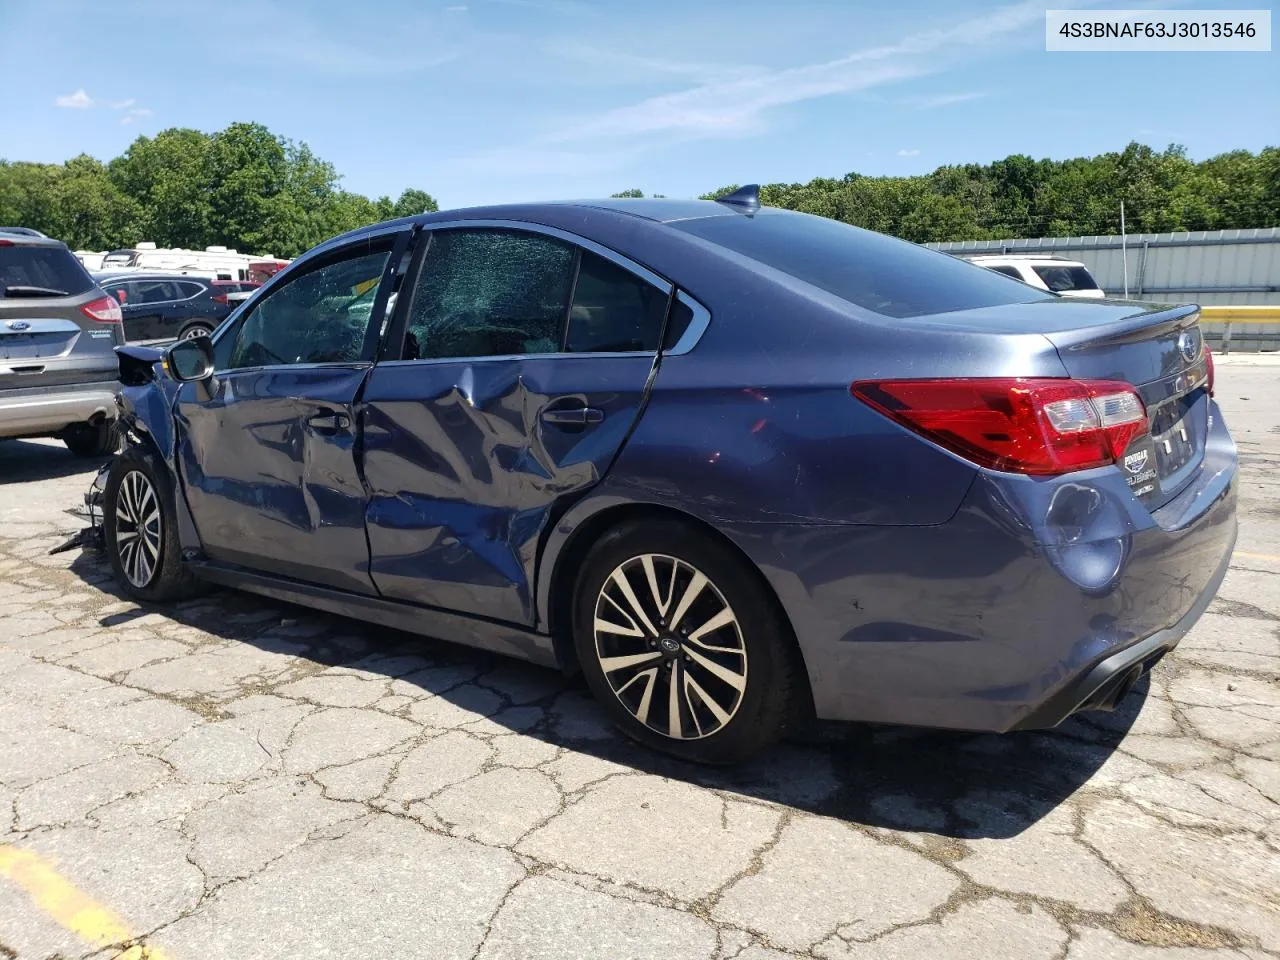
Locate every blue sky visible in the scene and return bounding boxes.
[1,0,1275,208]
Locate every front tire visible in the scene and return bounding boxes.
[103,448,203,603]
[572,519,806,764]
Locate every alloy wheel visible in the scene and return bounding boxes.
[593,554,747,740]
[115,470,162,588]
[181,326,210,340]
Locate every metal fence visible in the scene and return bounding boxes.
[928,228,1280,351]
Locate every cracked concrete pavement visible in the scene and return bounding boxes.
[0,356,1277,959]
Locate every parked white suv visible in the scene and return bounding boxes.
[966,255,1105,299]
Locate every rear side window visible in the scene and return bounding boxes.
[565,252,668,353]
[1032,265,1100,293]
[405,229,574,360]
[175,281,206,298]
[672,212,1052,318]
[986,265,1024,280]
[0,244,95,297]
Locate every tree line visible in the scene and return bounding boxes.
[695,143,1278,242]
[0,122,437,258]
[3,128,1275,257]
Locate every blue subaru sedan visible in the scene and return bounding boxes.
[89,188,1236,763]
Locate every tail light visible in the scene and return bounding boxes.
[851,378,1148,476]
[1203,345,1215,397]
[211,293,228,304]
[81,295,123,324]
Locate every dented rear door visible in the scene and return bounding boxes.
[360,223,670,626]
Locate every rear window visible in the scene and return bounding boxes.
[671,212,1052,318]
[0,244,95,297]
[1031,264,1100,293]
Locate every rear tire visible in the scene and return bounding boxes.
[103,447,203,603]
[178,323,213,341]
[63,420,120,458]
[572,519,806,764]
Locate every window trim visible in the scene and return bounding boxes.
[667,291,711,356]
[382,218,677,365]
[210,230,407,374]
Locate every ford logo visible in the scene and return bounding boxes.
[1178,329,1201,363]
[6,320,31,331]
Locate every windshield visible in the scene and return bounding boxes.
[671,212,1053,318]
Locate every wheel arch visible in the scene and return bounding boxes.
[540,500,810,702]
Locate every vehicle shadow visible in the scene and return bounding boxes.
[67,550,1143,841]
[0,438,111,483]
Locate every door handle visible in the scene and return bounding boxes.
[541,406,604,426]
[307,410,351,432]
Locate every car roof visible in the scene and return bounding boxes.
[967,254,1087,267]
[0,233,72,250]
[316,198,741,251]
[92,271,211,283]
[0,226,49,238]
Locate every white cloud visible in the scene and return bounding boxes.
[109,98,137,109]
[911,91,987,109]
[129,107,153,116]
[543,39,763,85]
[542,0,1054,143]
[445,3,467,10]
[227,4,471,75]
[897,148,921,156]
[54,88,93,109]
[121,116,135,126]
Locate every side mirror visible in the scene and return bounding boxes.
[165,336,215,383]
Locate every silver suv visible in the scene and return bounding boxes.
[1,231,123,456]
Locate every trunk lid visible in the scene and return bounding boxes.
[913,298,1211,510]
[1040,300,1208,511]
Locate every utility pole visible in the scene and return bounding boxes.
[1120,201,1130,298]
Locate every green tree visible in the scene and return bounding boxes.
[391,188,439,218]
[108,128,212,247]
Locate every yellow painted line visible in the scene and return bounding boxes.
[0,844,172,959]
[1234,550,1280,563]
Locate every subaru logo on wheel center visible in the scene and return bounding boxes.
[1178,329,1201,363]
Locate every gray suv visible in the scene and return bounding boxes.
[1,231,123,456]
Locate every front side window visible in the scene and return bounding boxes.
[405,229,574,360]
[221,245,390,369]
[131,279,181,305]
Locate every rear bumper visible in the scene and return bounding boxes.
[1011,533,1232,729]
[722,400,1238,733]
[0,381,118,438]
